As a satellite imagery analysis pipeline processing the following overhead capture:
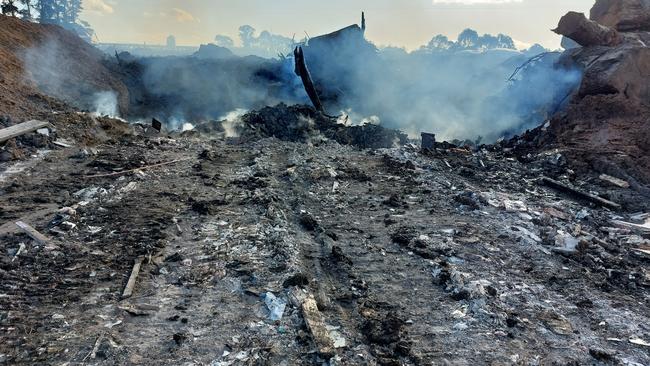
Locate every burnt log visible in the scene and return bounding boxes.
[294,46,324,113]
[553,11,623,47]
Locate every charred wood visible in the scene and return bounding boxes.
[294,46,324,113]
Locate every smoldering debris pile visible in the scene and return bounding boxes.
[218,103,408,149]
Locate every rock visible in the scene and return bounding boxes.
[173,332,187,346]
[283,273,310,288]
[554,11,622,47]
[591,0,650,31]
[454,191,482,210]
[390,226,417,246]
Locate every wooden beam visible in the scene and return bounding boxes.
[599,174,630,188]
[15,221,50,245]
[122,257,144,299]
[0,120,49,143]
[541,177,621,210]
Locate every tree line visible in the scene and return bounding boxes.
[1,0,92,41]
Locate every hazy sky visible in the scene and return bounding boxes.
[82,0,594,49]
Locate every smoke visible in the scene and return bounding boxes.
[22,37,124,117]
[220,108,248,138]
[117,26,580,142]
[91,91,119,117]
[298,28,582,142]
[20,25,580,143]
[131,55,304,124]
[22,39,67,101]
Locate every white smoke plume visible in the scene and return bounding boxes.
[92,91,119,117]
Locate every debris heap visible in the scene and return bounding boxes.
[238,103,408,149]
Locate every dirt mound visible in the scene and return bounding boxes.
[549,95,650,185]
[547,1,650,187]
[0,15,128,119]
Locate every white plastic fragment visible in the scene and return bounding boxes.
[263,292,286,321]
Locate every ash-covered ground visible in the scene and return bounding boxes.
[0,105,649,365]
[2,1,650,365]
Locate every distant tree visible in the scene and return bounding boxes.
[18,0,33,19]
[426,34,454,51]
[27,0,93,41]
[496,34,515,49]
[1,0,19,16]
[238,25,255,48]
[457,29,479,49]
[255,30,292,54]
[37,0,57,23]
[214,34,234,48]
[65,0,82,23]
[478,34,496,49]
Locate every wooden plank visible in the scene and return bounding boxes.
[611,220,650,233]
[541,177,621,210]
[122,257,144,299]
[15,221,50,245]
[599,174,630,188]
[0,120,49,143]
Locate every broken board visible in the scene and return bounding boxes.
[15,221,50,245]
[0,120,49,143]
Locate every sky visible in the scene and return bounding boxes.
[82,0,594,50]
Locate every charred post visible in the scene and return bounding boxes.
[294,46,324,113]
